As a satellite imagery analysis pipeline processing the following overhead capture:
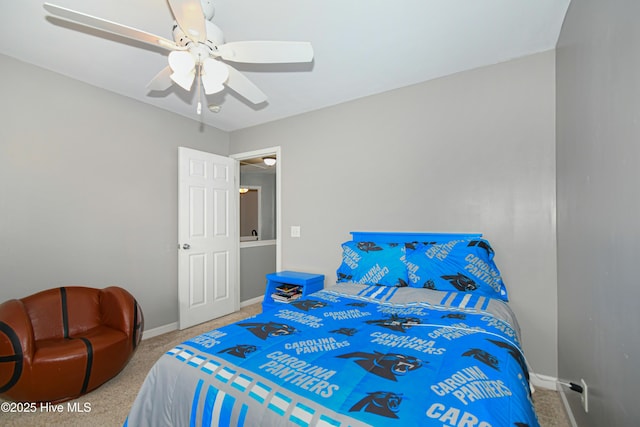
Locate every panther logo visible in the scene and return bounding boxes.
[422,279,436,290]
[374,278,408,287]
[237,322,297,340]
[396,278,409,287]
[357,242,383,252]
[442,313,466,320]
[404,242,419,250]
[467,240,494,256]
[347,302,368,307]
[217,344,258,358]
[290,299,327,311]
[441,273,477,291]
[337,351,424,381]
[365,315,420,333]
[349,391,403,418]
[337,272,353,282]
[330,327,358,336]
[462,348,500,370]
[488,339,529,381]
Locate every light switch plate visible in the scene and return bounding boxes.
[291,226,301,238]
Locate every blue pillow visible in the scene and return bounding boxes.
[336,241,409,287]
[404,238,508,300]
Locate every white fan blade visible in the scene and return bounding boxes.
[167,0,206,43]
[147,66,173,91]
[218,41,313,64]
[43,3,180,51]
[225,65,267,104]
[201,58,229,95]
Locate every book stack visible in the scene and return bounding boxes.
[271,283,302,303]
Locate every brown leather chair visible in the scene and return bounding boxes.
[0,286,143,403]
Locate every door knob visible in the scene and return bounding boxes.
[182,243,191,250]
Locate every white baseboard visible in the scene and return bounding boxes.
[142,296,264,341]
[530,372,558,390]
[241,295,264,307]
[142,322,178,340]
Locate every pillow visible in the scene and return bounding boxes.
[404,238,508,300]
[336,241,409,287]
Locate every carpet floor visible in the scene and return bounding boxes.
[1,303,571,427]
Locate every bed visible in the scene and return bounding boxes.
[125,232,539,427]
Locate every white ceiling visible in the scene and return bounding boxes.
[1,0,570,132]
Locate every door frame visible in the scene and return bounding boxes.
[230,146,282,271]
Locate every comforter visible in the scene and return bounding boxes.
[125,283,539,427]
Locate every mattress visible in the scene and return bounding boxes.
[125,282,539,426]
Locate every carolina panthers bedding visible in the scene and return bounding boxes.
[124,284,539,427]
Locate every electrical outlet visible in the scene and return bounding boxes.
[581,378,588,413]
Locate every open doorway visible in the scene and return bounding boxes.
[231,147,281,304]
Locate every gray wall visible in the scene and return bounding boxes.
[230,51,558,376]
[0,54,229,330]
[1,50,561,380]
[239,244,277,301]
[556,1,640,425]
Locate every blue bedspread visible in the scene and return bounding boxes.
[125,284,539,427]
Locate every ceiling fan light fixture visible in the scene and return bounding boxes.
[201,75,223,94]
[201,58,229,94]
[168,51,196,90]
[170,70,196,91]
[263,157,276,166]
[168,51,195,73]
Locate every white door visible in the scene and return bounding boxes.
[178,147,239,329]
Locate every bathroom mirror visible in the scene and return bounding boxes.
[240,186,261,241]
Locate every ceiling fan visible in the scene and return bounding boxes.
[43,0,314,113]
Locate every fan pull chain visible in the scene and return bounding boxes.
[196,55,203,115]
